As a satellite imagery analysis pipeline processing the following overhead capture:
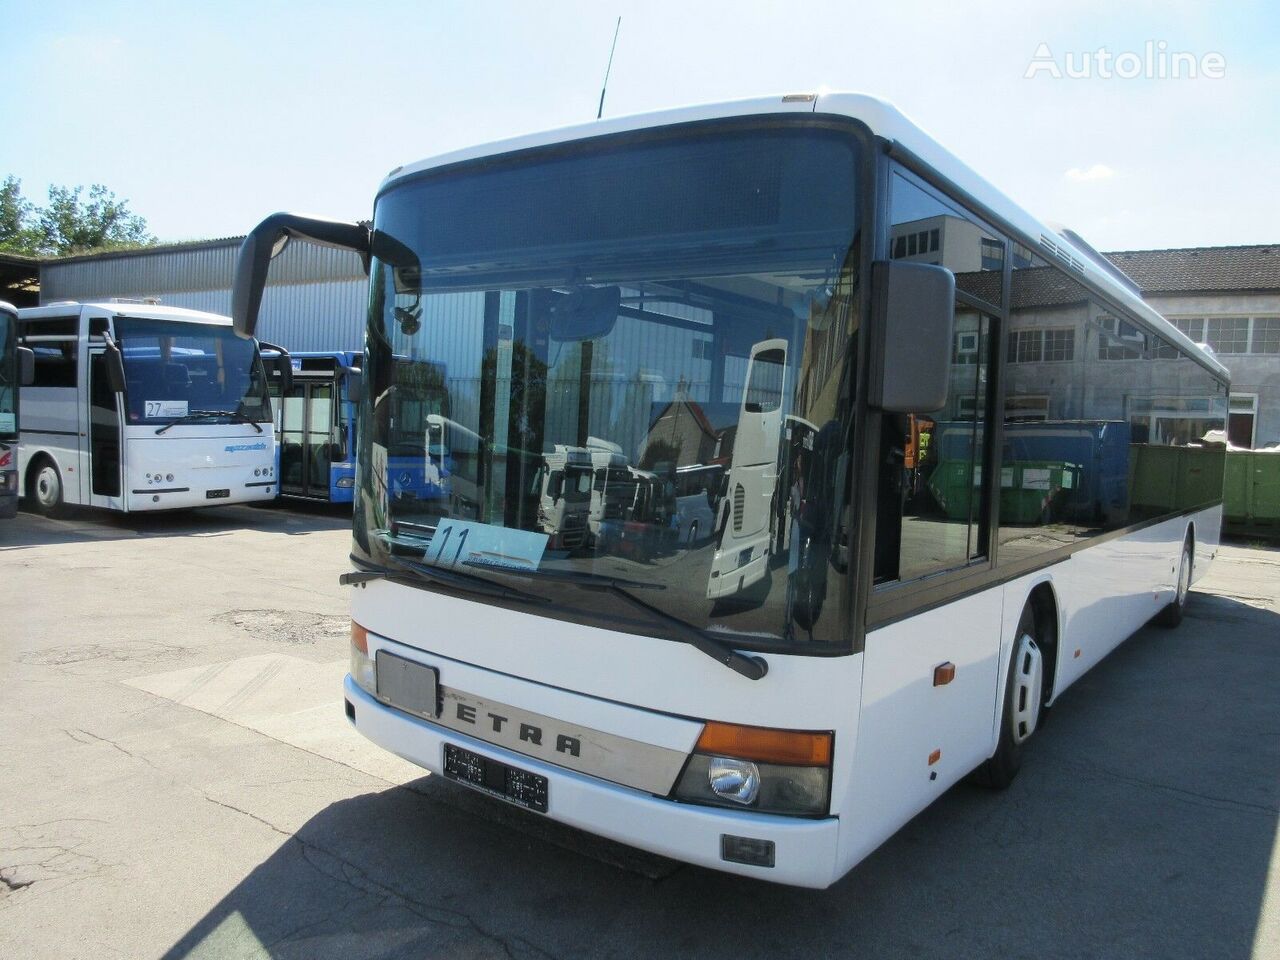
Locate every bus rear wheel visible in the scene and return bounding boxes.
[976,604,1044,790]
[1155,534,1193,628]
[28,457,65,517]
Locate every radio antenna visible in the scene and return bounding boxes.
[596,16,622,120]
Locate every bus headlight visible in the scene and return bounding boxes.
[350,621,376,696]
[336,477,354,488]
[672,722,832,816]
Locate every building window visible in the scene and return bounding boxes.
[1043,328,1075,362]
[1172,318,1205,343]
[1252,317,1280,354]
[1098,315,1145,360]
[1007,328,1073,363]
[980,237,1005,272]
[953,329,980,364]
[1206,317,1250,353]
[1005,395,1050,422]
[929,228,940,252]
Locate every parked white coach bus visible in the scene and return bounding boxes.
[231,93,1228,887]
[18,301,287,514]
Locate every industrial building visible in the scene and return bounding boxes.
[31,237,1280,448]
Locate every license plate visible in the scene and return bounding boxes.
[444,743,548,813]
[376,651,439,719]
[206,488,230,499]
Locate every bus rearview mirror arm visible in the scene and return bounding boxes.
[868,260,956,414]
[258,340,293,393]
[100,334,127,394]
[232,213,374,340]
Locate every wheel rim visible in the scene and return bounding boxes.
[1010,632,1044,745]
[1177,545,1192,607]
[35,465,60,509]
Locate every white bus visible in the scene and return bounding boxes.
[1,300,34,519]
[18,301,285,514]
[232,93,1228,887]
[707,338,788,600]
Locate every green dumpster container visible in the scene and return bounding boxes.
[927,459,1082,525]
[1223,449,1280,525]
[1130,444,1226,517]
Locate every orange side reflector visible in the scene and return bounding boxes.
[696,722,832,766]
[351,621,369,654]
[933,662,956,686]
[928,749,941,766]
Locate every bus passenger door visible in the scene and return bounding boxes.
[279,384,306,496]
[305,382,334,498]
[85,348,123,507]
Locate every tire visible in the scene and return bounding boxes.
[1155,535,1193,628]
[28,456,66,518]
[976,604,1045,789]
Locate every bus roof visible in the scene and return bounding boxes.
[380,91,1228,383]
[19,301,234,327]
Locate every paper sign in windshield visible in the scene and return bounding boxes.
[145,400,189,419]
[425,519,548,572]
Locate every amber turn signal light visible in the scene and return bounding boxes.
[351,621,369,654]
[696,721,833,766]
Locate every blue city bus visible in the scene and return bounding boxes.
[266,351,362,502]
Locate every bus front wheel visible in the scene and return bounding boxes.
[976,605,1044,790]
[28,457,65,518]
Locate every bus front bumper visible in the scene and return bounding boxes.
[343,677,842,888]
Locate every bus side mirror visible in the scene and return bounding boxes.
[346,371,364,404]
[17,346,35,386]
[869,260,955,414]
[259,341,293,392]
[232,213,372,340]
[105,344,127,394]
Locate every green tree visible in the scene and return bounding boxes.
[0,176,156,256]
[0,176,41,255]
[37,183,154,255]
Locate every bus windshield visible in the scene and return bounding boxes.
[357,121,863,653]
[0,310,15,435]
[115,317,272,424]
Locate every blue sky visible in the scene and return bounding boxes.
[2,0,1276,251]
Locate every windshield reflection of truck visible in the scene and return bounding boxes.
[707,339,787,599]
[584,436,628,547]
[534,444,592,549]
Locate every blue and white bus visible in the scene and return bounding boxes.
[268,350,362,502]
[232,93,1228,887]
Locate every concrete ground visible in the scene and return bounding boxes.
[0,503,1277,960]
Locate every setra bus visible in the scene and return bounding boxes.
[18,301,288,514]
[1,300,35,519]
[231,93,1228,887]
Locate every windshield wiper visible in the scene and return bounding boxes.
[463,562,663,592]
[155,409,264,435]
[339,556,549,607]
[485,564,768,681]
